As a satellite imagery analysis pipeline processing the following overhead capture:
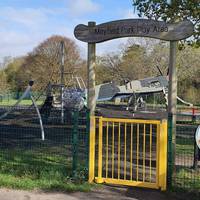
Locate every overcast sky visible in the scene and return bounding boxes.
[0,0,139,62]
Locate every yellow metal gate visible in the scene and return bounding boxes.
[89,117,167,191]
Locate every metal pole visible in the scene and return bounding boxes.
[60,41,65,86]
[86,109,90,179]
[31,95,45,141]
[168,41,177,184]
[72,111,79,174]
[60,41,65,123]
[87,22,96,115]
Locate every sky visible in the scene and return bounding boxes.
[0,0,138,62]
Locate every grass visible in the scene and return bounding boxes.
[0,174,91,191]
[0,99,43,106]
[174,167,200,190]
[168,186,200,200]
[0,148,92,192]
[176,137,194,156]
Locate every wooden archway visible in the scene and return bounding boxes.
[74,19,194,177]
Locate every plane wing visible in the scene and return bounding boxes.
[95,76,168,101]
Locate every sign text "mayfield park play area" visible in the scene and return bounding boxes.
[74,19,194,43]
[94,23,168,35]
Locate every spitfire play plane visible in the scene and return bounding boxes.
[95,75,192,112]
[44,73,192,112]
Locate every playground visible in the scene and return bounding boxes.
[0,6,199,200]
[0,95,199,194]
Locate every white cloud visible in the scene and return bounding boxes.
[0,30,45,60]
[0,2,101,62]
[0,6,66,61]
[0,7,50,29]
[66,0,100,17]
[0,3,136,63]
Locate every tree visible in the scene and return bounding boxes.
[148,43,200,104]
[147,41,169,76]
[0,56,13,69]
[4,57,26,92]
[95,54,123,85]
[0,70,9,93]
[176,46,200,103]
[120,44,150,80]
[95,44,149,86]
[133,0,200,46]
[19,35,83,91]
[95,39,165,85]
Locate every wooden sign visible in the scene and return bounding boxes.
[74,19,194,43]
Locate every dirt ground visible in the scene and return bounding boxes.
[0,185,181,200]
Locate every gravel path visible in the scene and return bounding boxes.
[0,185,179,200]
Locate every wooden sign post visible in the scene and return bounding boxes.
[74,18,194,115]
[74,18,194,183]
[87,22,96,115]
[168,41,177,178]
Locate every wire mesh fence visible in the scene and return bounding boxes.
[169,112,200,198]
[0,105,89,190]
[0,92,45,104]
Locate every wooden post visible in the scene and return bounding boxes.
[168,41,177,173]
[87,22,96,115]
[87,22,96,183]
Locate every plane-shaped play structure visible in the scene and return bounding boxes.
[41,72,192,115]
[95,75,193,112]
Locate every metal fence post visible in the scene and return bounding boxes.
[88,114,96,183]
[96,116,103,183]
[72,111,79,174]
[85,109,90,179]
[167,114,173,187]
[192,107,196,123]
[159,120,168,191]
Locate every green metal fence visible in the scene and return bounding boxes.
[0,105,90,190]
[168,112,200,198]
